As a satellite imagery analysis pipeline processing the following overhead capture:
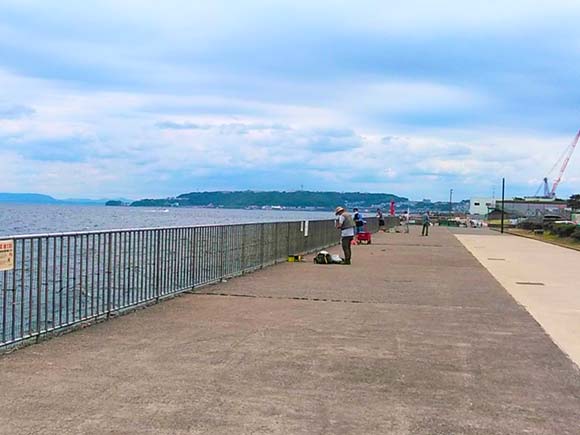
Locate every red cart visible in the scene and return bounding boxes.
[355,225,372,244]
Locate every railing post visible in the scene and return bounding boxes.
[192,227,198,288]
[286,223,291,258]
[219,226,226,279]
[259,223,265,268]
[1,270,7,344]
[155,230,161,301]
[36,238,43,338]
[240,224,246,273]
[106,232,112,318]
[274,223,279,261]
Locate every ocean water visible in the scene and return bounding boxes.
[0,204,335,237]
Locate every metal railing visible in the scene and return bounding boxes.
[0,217,377,350]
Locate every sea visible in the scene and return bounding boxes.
[0,204,335,237]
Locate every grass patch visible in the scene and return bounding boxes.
[507,228,580,251]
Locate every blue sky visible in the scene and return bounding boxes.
[1,0,580,201]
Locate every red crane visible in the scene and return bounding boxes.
[550,129,579,198]
[536,129,579,198]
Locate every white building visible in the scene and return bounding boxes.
[469,198,495,216]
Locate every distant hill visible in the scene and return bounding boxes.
[105,200,130,206]
[131,190,408,209]
[0,193,59,204]
[0,193,131,205]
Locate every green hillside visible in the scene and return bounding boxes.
[131,190,407,209]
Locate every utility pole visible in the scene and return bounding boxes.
[449,188,453,217]
[500,178,505,234]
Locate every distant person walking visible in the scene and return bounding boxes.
[376,208,385,232]
[353,208,365,234]
[421,212,431,236]
[335,207,355,264]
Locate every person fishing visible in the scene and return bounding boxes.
[352,208,365,234]
[335,206,355,265]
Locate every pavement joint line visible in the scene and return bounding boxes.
[370,243,448,248]
[515,281,545,286]
[196,292,364,304]
[193,291,501,312]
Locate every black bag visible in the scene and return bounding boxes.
[313,251,332,264]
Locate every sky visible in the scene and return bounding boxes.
[1,0,580,201]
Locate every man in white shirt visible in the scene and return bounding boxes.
[335,206,355,265]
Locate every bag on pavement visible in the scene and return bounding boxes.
[313,250,343,264]
[313,250,332,264]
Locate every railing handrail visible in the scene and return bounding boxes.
[4,218,337,240]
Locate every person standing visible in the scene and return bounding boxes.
[353,208,365,234]
[335,206,355,264]
[376,208,385,232]
[421,211,431,236]
[404,208,410,234]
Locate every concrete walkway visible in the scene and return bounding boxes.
[0,227,578,434]
[455,230,580,367]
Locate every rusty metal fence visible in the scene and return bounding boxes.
[0,218,377,350]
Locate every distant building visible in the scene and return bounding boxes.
[470,196,569,219]
[469,198,495,216]
[499,198,569,219]
[487,208,517,221]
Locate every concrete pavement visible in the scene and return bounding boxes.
[0,226,578,434]
[455,229,580,367]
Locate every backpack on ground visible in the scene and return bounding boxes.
[313,250,343,264]
[313,250,332,264]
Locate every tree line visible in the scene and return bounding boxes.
[129,190,407,209]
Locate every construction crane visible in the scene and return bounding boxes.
[534,129,579,199]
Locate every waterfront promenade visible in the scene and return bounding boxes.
[0,228,578,434]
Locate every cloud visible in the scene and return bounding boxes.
[0,103,35,119]
[156,121,204,130]
[305,129,362,153]
[3,135,95,162]
[0,2,580,200]
[155,120,291,135]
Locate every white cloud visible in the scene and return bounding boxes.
[1,1,580,200]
